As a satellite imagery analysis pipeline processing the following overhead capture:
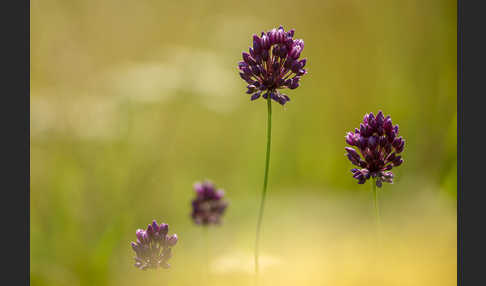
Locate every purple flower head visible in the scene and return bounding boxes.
[345,111,405,187]
[130,220,178,270]
[191,180,228,226]
[238,26,307,105]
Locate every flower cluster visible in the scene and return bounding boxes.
[345,111,405,187]
[191,180,228,225]
[131,220,178,270]
[238,26,307,105]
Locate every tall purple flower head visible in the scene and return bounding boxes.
[345,111,405,188]
[191,180,228,226]
[238,26,307,105]
[130,220,178,270]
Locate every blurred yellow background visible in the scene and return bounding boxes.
[30,0,456,285]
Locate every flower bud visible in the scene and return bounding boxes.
[393,156,403,166]
[246,85,257,94]
[152,220,160,233]
[242,52,255,66]
[167,234,178,247]
[284,58,294,69]
[394,124,399,134]
[253,34,262,54]
[346,132,356,145]
[368,136,378,150]
[131,242,139,252]
[358,136,368,149]
[388,130,396,142]
[384,117,393,133]
[297,69,307,76]
[159,223,169,236]
[251,92,261,101]
[278,45,288,58]
[239,72,250,81]
[363,113,369,123]
[136,229,145,242]
[376,110,384,127]
[285,37,294,49]
[347,154,359,166]
[392,137,402,149]
[386,152,396,162]
[261,34,270,50]
[294,39,304,49]
[345,147,360,160]
[289,45,302,59]
[287,29,295,37]
[396,139,405,153]
[238,61,248,70]
[289,77,300,89]
[276,26,285,43]
[250,65,261,76]
[299,58,307,68]
[379,136,387,147]
[268,28,277,45]
[241,66,251,75]
[291,60,301,73]
[368,117,376,129]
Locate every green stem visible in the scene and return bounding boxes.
[203,227,209,283]
[255,95,272,280]
[372,179,383,275]
[372,179,381,231]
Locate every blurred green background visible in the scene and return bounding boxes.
[30,0,457,285]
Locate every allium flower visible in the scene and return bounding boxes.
[191,180,228,225]
[345,111,405,187]
[238,26,307,105]
[130,220,178,270]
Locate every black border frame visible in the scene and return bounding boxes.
[2,0,30,284]
[460,0,486,285]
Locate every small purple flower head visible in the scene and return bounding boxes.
[238,26,308,105]
[345,111,405,187]
[191,180,228,226]
[130,220,178,270]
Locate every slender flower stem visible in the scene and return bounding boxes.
[255,95,272,280]
[203,227,209,283]
[372,179,381,234]
[372,180,380,223]
[372,179,384,277]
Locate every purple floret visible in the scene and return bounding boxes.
[345,110,405,187]
[238,26,307,105]
[191,180,228,225]
[130,220,178,270]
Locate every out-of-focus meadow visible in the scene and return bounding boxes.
[30,0,457,285]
